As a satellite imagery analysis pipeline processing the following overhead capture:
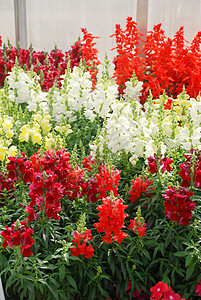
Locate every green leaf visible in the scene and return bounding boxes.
[162,274,170,285]
[174,251,187,257]
[120,262,126,280]
[97,283,109,297]
[186,263,195,280]
[38,279,59,299]
[59,265,66,282]
[108,252,115,276]
[66,275,77,290]
[88,286,96,300]
[185,254,193,267]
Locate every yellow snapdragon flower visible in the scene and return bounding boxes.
[2,116,14,130]
[0,144,7,161]
[44,133,56,150]
[40,116,51,135]
[19,124,30,142]
[30,124,42,145]
[33,113,51,135]
[55,124,72,136]
[7,145,18,157]
[5,129,14,138]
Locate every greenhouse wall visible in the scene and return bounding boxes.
[0,0,201,61]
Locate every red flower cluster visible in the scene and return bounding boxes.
[0,33,103,91]
[162,186,195,225]
[94,195,128,244]
[111,17,201,103]
[128,206,147,237]
[79,28,101,89]
[7,152,33,183]
[150,281,186,300]
[110,17,143,95]
[1,40,83,90]
[70,228,94,258]
[95,165,121,198]
[178,149,201,188]
[128,176,153,202]
[1,220,34,257]
[128,219,147,237]
[26,170,63,221]
[147,155,174,174]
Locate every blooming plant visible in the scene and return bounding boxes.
[0,20,201,299]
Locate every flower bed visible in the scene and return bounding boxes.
[0,18,201,299]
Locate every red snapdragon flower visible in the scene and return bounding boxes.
[161,157,174,173]
[70,228,94,258]
[1,220,34,257]
[129,176,153,202]
[95,165,121,198]
[162,186,195,225]
[128,206,147,237]
[128,219,147,237]
[26,170,63,221]
[94,195,128,244]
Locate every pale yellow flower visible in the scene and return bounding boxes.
[0,145,7,161]
[19,124,30,142]
[7,145,18,157]
[40,116,51,135]
[6,129,14,138]
[45,134,56,150]
[2,117,13,130]
[55,124,72,136]
[30,131,42,145]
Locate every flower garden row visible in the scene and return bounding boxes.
[0,17,201,299]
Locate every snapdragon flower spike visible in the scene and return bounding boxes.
[162,186,195,226]
[70,228,94,258]
[95,165,121,198]
[178,149,201,188]
[26,170,63,221]
[128,219,147,237]
[1,220,34,257]
[82,155,99,172]
[128,176,153,202]
[150,281,186,300]
[128,207,147,237]
[94,194,128,244]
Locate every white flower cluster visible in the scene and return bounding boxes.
[90,90,201,165]
[6,64,119,124]
[7,66,49,112]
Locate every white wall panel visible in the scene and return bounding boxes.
[0,0,15,46]
[26,0,137,61]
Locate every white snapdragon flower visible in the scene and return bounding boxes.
[123,80,143,102]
